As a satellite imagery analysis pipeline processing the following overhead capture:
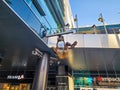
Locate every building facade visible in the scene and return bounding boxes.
[45,0,75,33]
[6,0,58,36]
[63,0,75,29]
[0,0,75,89]
[76,24,120,34]
[48,24,120,90]
[0,0,62,90]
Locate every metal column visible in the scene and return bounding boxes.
[32,53,49,90]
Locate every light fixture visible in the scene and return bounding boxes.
[23,63,27,67]
[32,48,43,57]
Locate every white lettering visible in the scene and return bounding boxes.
[58,83,66,85]
[101,77,120,82]
[7,75,24,80]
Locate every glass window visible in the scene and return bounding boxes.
[5,0,41,34]
[25,0,57,35]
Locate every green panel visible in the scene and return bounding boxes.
[74,77,93,87]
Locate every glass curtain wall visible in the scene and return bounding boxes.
[5,0,57,37]
[25,0,58,35]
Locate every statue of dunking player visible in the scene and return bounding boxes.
[53,35,77,59]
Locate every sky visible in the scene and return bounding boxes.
[69,0,120,27]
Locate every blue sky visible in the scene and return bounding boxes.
[69,0,120,27]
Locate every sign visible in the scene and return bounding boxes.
[7,75,24,80]
[80,87,93,90]
[74,77,92,86]
[58,83,66,85]
[97,77,120,82]
[74,76,120,86]
[96,77,120,86]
